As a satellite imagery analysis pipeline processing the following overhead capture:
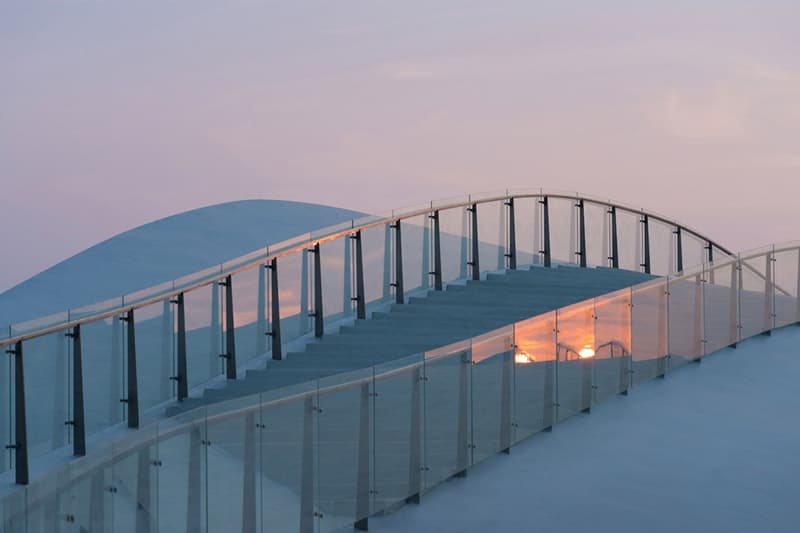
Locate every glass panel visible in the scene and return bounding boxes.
[423,341,471,488]
[277,250,310,344]
[82,316,125,438]
[667,274,703,369]
[398,215,429,296]
[184,283,223,391]
[649,220,674,276]
[319,239,347,327]
[157,410,207,533]
[513,313,556,443]
[372,355,424,513]
[584,201,609,268]
[23,331,71,460]
[682,233,706,272]
[630,281,668,384]
[704,259,738,353]
[470,327,513,464]
[773,246,799,328]
[360,223,390,309]
[259,383,317,533]
[555,302,594,421]
[57,446,114,533]
[739,253,771,338]
[134,300,174,414]
[616,209,640,272]
[232,265,268,366]
[206,395,260,533]
[512,196,539,268]
[593,290,632,402]
[316,369,373,532]
[9,311,69,338]
[548,197,576,265]
[438,206,469,284]
[476,200,506,273]
[111,425,159,533]
[0,486,26,533]
[26,468,64,532]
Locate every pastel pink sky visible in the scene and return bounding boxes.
[1,1,798,292]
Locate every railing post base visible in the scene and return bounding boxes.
[354,518,369,531]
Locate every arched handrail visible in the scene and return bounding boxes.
[0,188,731,348]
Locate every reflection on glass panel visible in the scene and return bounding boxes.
[649,220,674,276]
[593,290,632,402]
[513,196,539,268]
[360,224,390,309]
[111,425,159,533]
[667,275,703,370]
[400,214,430,296]
[277,250,309,344]
[0,485,26,533]
[26,467,64,532]
[373,356,423,512]
[704,260,738,353]
[438,206,469,284]
[471,327,513,464]
[548,197,576,265]
[616,210,640,272]
[476,200,506,273]
[157,411,206,533]
[232,266,267,366]
[555,303,594,420]
[319,239,346,326]
[207,396,260,533]
[58,446,115,533]
[630,281,668,384]
[512,313,556,442]
[23,331,71,461]
[83,317,125,438]
[683,232,706,272]
[135,300,174,414]
[184,283,223,391]
[316,370,373,533]
[773,247,799,328]
[423,341,471,487]
[260,386,316,533]
[584,202,609,268]
[740,254,771,338]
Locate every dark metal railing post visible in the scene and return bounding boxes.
[430,211,443,290]
[391,222,405,304]
[641,214,651,274]
[609,205,619,268]
[268,258,283,359]
[171,293,188,401]
[6,341,28,484]
[121,310,139,429]
[541,196,551,268]
[675,226,684,273]
[312,243,324,338]
[505,198,517,270]
[352,232,366,319]
[468,203,480,280]
[70,325,86,456]
[707,241,714,264]
[220,276,237,379]
[577,199,587,268]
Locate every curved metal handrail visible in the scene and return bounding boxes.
[0,188,732,348]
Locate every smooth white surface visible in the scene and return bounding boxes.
[371,326,800,533]
[0,199,364,326]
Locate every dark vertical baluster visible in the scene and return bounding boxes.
[505,198,517,270]
[430,211,443,291]
[392,222,405,304]
[577,199,587,268]
[609,205,619,269]
[468,203,480,280]
[352,232,367,319]
[541,197,551,268]
[6,342,28,485]
[312,243,324,338]
[222,276,237,379]
[641,214,651,274]
[675,226,684,273]
[173,293,188,400]
[122,310,140,429]
[269,258,283,359]
[70,325,86,456]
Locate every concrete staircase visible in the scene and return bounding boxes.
[166,265,653,417]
